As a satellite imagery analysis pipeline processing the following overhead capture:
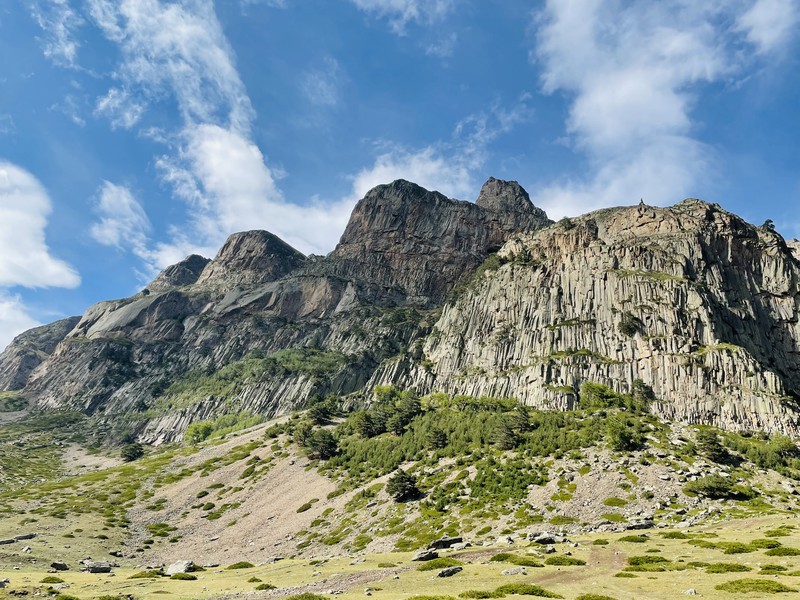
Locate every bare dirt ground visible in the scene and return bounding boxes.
[61,443,123,474]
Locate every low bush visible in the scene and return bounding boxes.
[256,583,277,590]
[41,576,65,584]
[129,570,163,579]
[417,558,464,572]
[170,573,197,580]
[544,556,586,566]
[226,561,255,569]
[494,583,563,598]
[618,535,648,543]
[705,563,752,574]
[714,579,796,593]
[766,547,800,556]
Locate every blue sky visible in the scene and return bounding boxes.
[0,0,799,350]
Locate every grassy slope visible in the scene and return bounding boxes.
[3,401,800,599]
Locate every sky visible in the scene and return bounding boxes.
[0,0,799,351]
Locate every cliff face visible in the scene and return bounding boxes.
[0,317,80,391]
[4,181,800,441]
[4,178,547,443]
[385,200,800,434]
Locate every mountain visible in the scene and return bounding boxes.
[2,179,800,442]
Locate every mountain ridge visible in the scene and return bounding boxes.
[2,179,800,442]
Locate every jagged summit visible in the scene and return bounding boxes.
[148,254,211,292]
[196,230,306,288]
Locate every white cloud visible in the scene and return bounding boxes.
[30,0,84,67]
[0,115,14,135]
[0,161,80,352]
[87,0,255,135]
[0,292,42,354]
[301,57,345,107]
[90,181,153,262]
[351,96,533,202]
[94,88,146,129]
[425,32,457,58]
[736,0,800,54]
[0,161,80,288]
[530,1,800,217]
[350,0,456,33]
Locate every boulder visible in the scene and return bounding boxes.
[50,562,69,571]
[437,567,463,578]
[428,536,463,550]
[501,567,527,576]
[166,560,194,575]
[411,549,438,562]
[84,562,113,574]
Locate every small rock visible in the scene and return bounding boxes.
[502,567,527,576]
[684,589,697,595]
[428,536,463,550]
[438,567,463,577]
[50,562,69,571]
[84,561,113,574]
[21,546,31,553]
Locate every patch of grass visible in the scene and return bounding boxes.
[247,577,262,583]
[706,562,752,574]
[618,535,648,543]
[576,595,618,600]
[417,558,464,571]
[715,579,796,593]
[614,573,637,578]
[170,572,197,580]
[751,538,782,549]
[548,515,577,526]
[603,497,627,507]
[40,576,65,584]
[129,570,163,579]
[489,553,543,567]
[592,539,609,545]
[226,561,255,569]
[378,562,396,568]
[627,556,669,566]
[544,556,586,566]
[766,547,800,556]
[661,531,689,539]
[286,594,330,600]
[256,583,277,591]
[494,583,563,598]
[761,565,789,574]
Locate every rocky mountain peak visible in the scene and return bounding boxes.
[327,179,551,305]
[148,254,211,292]
[196,230,306,288]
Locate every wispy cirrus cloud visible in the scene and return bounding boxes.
[351,95,533,201]
[30,0,84,67]
[530,0,800,218]
[350,0,456,34]
[0,161,81,350]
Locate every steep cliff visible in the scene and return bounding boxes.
[0,317,80,391]
[383,200,800,434]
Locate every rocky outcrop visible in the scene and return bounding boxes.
[0,317,79,390]
[324,179,551,306]
[148,255,210,292]
[385,200,800,434]
[196,230,306,288]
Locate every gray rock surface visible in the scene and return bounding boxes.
[0,317,79,390]
[166,560,194,575]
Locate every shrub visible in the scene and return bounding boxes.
[285,594,330,600]
[705,562,752,574]
[170,573,197,580]
[493,583,563,598]
[305,429,338,459]
[750,538,782,549]
[185,421,214,444]
[489,553,543,567]
[766,547,800,556]
[627,556,669,566]
[226,561,255,569]
[129,570,163,579]
[247,577,262,582]
[695,429,728,463]
[386,469,419,502]
[661,532,689,539]
[714,579,796,593]
[592,539,609,545]
[41,576,65,584]
[256,583,277,590]
[618,535,648,543]
[417,558,464,572]
[544,556,586,566]
[762,565,789,574]
[121,443,144,462]
[618,311,641,337]
[603,497,627,507]
[576,596,618,600]
[684,475,737,499]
